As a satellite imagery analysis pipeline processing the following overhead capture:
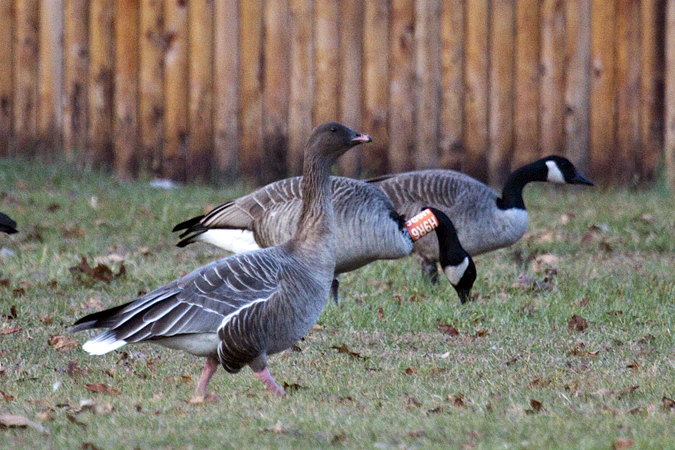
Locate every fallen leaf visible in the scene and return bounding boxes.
[408,428,426,439]
[1,326,21,335]
[577,296,591,307]
[405,394,422,408]
[617,385,639,397]
[526,398,544,414]
[331,343,366,359]
[69,257,125,284]
[599,241,613,253]
[1,390,15,402]
[39,315,53,324]
[452,394,465,408]
[607,310,624,316]
[48,335,80,351]
[568,315,588,332]
[12,287,25,297]
[67,360,85,378]
[403,367,418,376]
[0,414,48,433]
[46,203,60,212]
[662,396,675,411]
[438,324,459,336]
[82,443,102,450]
[613,438,633,450]
[66,413,86,428]
[475,329,490,338]
[512,273,536,290]
[377,307,384,319]
[84,383,120,395]
[282,382,307,392]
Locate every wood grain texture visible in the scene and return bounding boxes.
[214,0,239,177]
[89,0,114,167]
[388,0,415,173]
[114,0,139,179]
[564,0,591,172]
[239,0,263,182]
[288,0,313,176]
[489,0,515,188]
[313,0,339,124]
[514,0,540,169]
[590,0,616,186]
[163,0,189,181]
[440,0,464,170]
[188,0,214,182]
[38,0,63,152]
[262,0,290,183]
[362,0,389,176]
[464,0,489,180]
[14,0,39,154]
[666,0,675,187]
[0,0,13,156]
[540,0,566,158]
[63,0,89,159]
[139,0,165,175]
[615,0,641,186]
[415,0,441,170]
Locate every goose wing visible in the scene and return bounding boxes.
[73,247,285,352]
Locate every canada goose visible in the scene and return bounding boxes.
[0,212,17,234]
[173,177,477,304]
[367,155,593,282]
[73,122,371,397]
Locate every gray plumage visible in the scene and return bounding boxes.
[73,121,372,396]
[368,156,593,281]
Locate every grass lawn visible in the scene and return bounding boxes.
[1,158,674,449]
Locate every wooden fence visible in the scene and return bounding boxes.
[0,0,674,187]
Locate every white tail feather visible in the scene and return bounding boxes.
[197,229,260,254]
[82,331,127,355]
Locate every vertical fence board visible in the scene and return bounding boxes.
[163,0,189,181]
[239,0,263,181]
[564,0,591,172]
[540,0,566,159]
[464,0,489,180]
[640,0,664,183]
[89,0,114,167]
[666,0,675,187]
[262,0,289,183]
[362,0,389,176]
[415,0,441,169]
[213,0,239,176]
[114,0,139,179]
[288,0,313,175]
[313,0,339,126]
[63,0,89,160]
[338,0,363,176]
[38,0,63,152]
[590,0,616,186]
[489,0,515,188]
[514,0,540,168]
[440,0,464,170]
[188,0,214,181]
[14,0,39,154]
[0,0,13,156]
[615,0,641,185]
[388,0,414,173]
[139,0,165,175]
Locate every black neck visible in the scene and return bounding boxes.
[434,210,467,267]
[496,161,546,210]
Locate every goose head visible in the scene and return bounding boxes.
[306,122,372,162]
[425,207,477,304]
[541,156,594,186]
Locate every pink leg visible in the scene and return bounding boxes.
[195,357,219,396]
[254,368,287,396]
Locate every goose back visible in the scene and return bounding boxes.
[175,176,413,274]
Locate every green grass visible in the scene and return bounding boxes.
[1,158,674,449]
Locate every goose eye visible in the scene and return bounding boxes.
[330,126,337,132]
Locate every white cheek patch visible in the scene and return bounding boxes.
[444,256,470,286]
[546,160,566,184]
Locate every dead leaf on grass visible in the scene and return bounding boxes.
[82,443,102,450]
[403,367,418,376]
[408,428,426,439]
[69,257,126,284]
[438,324,459,336]
[377,307,384,319]
[568,315,588,332]
[282,382,307,392]
[66,412,86,428]
[526,398,544,414]
[405,394,422,408]
[452,393,465,408]
[512,273,536,290]
[1,390,15,402]
[0,414,48,433]
[662,396,675,412]
[84,383,120,395]
[48,335,80,351]
[331,343,367,359]
[613,437,633,450]
[1,326,21,335]
[617,385,639,397]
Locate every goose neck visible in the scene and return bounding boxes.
[498,164,541,210]
[295,153,335,242]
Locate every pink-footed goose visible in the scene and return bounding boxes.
[367,156,593,283]
[173,178,477,304]
[72,122,371,397]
